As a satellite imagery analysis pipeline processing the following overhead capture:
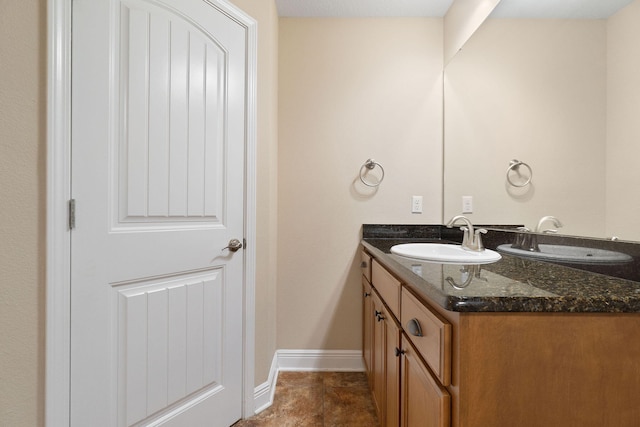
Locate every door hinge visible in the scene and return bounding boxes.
[68,199,76,230]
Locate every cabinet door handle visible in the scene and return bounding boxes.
[360,261,368,269]
[395,347,406,357]
[375,311,385,322]
[407,318,423,337]
[364,291,371,298]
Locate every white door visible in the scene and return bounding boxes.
[70,0,247,425]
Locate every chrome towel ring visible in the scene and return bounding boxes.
[506,159,532,187]
[359,159,385,187]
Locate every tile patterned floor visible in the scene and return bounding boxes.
[233,371,379,427]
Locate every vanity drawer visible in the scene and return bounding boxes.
[401,288,451,386]
[372,260,401,318]
[361,250,372,283]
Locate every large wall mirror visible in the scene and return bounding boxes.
[443,0,640,241]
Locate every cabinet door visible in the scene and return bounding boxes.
[384,309,401,427]
[401,336,451,427]
[363,278,374,386]
[361,250,372,283]
[372,291,386,421]
[371,290,402,427]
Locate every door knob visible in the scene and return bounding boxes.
[223,238,243,252]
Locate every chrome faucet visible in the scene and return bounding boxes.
[445,215,487,252]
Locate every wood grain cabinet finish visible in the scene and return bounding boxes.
[364,249,640,427]
[363,254,447,426]
[361,250,372,283]
[401,288,451,386]
[372,259,401,318]
[382,300,401,427]
[400,336,451,427]
[371,291,386,420]
[362,277,374,387]
[370,290,401,426]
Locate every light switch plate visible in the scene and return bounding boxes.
[462,196,473,214]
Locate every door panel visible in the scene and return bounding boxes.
[116,270,224,425]
[71,0,247,425]
[118,1,226,225]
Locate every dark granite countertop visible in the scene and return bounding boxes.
[362,225,640,313]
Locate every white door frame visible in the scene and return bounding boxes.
[45,0,257,425]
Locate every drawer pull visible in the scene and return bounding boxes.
[364,291,371,297]
[360,261,368,269]
[375,311,385,322]
[407,318,423,337]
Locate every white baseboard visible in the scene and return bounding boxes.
[252,350,279,413]
[251,349,364,415]
[277,349,365,372]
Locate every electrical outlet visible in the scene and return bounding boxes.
[462,196,473,214]
[412,196,423,214]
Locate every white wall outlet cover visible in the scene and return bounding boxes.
[412,196,423,214]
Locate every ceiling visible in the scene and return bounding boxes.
[275,0,633,19]
[275,0,453,17]
[491,0,634,19]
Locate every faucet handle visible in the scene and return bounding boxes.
[473,228,487,251]
[543,229,559,234]
[458,226,470,247]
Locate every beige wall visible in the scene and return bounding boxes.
[607,0,640,241]
[228,0,280,386]
[278,18,443,350]
[0,0,46,425]
[444,19,607,236]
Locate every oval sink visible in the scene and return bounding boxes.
[496,244,633,265]
[390,243,502,264]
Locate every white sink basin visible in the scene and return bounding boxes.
[497,244,633,265]
[390,243,502,264]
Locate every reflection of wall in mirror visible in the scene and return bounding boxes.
[444,0,640,241]
[606,0,640,241]
[443,0,500,64]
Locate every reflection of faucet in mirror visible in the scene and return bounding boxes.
[511,226,531,250]
[535,215,563,234]
[526,216,563,252]
[445,215,487,252]
[446,265,487,289]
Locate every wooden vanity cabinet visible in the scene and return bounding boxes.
[363,248,640,426]
[362,254,446,426]
[371,290,401,427]
[400,336,451,427]
[361,250,372,283]
[401,288,451,386]
[361,251,374,386]
[362,277,374,387]
[404,288,640,427]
